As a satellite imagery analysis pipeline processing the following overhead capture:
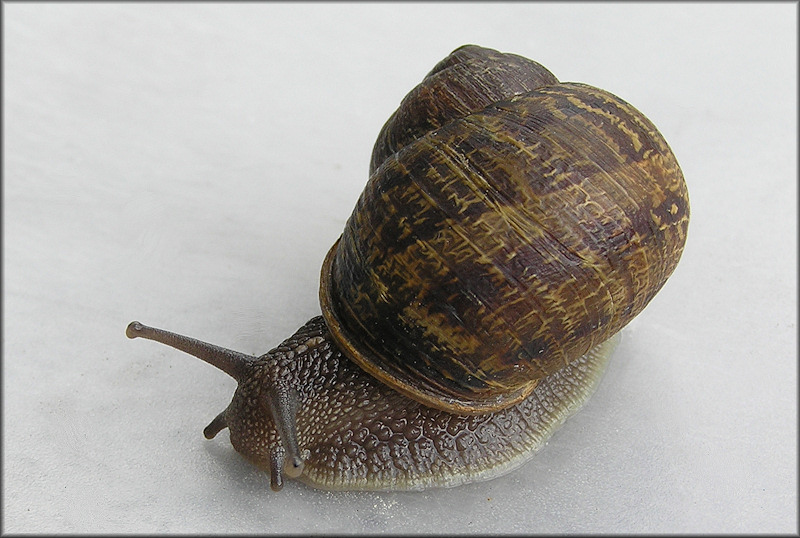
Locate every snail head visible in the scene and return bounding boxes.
[125,321,305,491]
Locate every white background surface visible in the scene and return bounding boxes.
[3,3,797,534]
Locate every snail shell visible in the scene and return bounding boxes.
[320,44,689,414]
[127,45,689,491]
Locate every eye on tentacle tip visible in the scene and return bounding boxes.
[126,321,145,339]
[284,455,305,478]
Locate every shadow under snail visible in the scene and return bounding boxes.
[127,45,689,492]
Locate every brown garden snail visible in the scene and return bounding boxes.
[127,45,689,492]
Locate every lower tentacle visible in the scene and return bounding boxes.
[203,410,228,440]
[268,446,286,491]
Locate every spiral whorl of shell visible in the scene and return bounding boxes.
[320,45,689,414]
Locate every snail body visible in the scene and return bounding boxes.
[127,45,689,491]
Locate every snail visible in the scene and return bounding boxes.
[127,44,689,492]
